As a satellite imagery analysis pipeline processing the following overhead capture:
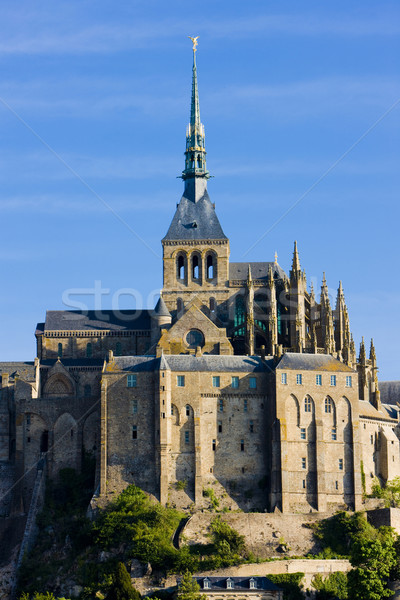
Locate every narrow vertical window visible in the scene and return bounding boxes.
[304,396,312,413]
[240,439,244,452]
[302,457,306,469]
[185,431,189,445]
[330,375,336,387]
[132,425,137,440]
[300,428,306,440]
[303,479,306,489]
[249,420,254,433]
[86,343,92,358]
[339,458,343,470]
[281,373,287,385]
[231,376,239,388]
[218,421,222,433]
[212,376,220,388]
[331,427,337,440]
[192,254,200,280]
[244,399,248,412]
[206,254,214,280]
[57,343,62,358]
[316,374,322,386]
[296,374,302,385]
[219,398,223,412]
[127,374,137,388]
[209,297,216,312]
[325,397,332,413]
[335,481,339,490]
[212,439,216,451]
[346,375,352,387]
[132,399,138,414]
[177,255,185,280]
[186,404,191,416]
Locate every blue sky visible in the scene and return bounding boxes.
[0,1,399,380]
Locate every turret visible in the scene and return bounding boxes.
[151,296,172,346]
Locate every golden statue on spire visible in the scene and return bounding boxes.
[188,36,199,52]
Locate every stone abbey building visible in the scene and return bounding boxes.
[1,47,400,516]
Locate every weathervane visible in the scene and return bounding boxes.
[188,36,199,52]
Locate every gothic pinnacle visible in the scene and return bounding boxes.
[182,37,209,180]
[291,240,301,274]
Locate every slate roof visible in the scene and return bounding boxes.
[230,261,287,281]
[379,381,400,405]
[111,354,273,373]
[189,577,281,592]
[153,297,171,317]
[0,362,35,382]
[40,358,104,368]
[112,356,161,372]
[276,352,354,372]
[44,310,152,332]
[163,179,227,241]
[358,399,398,422]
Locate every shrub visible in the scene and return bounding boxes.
[267,573,304,600]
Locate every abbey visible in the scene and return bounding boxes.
[1,47,399,516]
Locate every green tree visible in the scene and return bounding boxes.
[371,477,400,508]
[312,572,348,600]
[348,529,397,600]
[105,562,141,600]
[176,572,206,600]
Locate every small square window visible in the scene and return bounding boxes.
[301,457,306,469]
[332,427,337,441]
[339,458,343,470]
[316,374,322,386]
[177,375,185,387]
[231,376,239,388]
[132,425,137,440]
[296,374,302,385]
[281,373,287,385]
[300,428,306,440]
[185,431,189,445]
[346,375,352,388]
[213,376,220,388]
[249,377,257,389]
[127,374,137,388]
[132,399,138,414]
[330,375,336,387]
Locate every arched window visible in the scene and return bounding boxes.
[304,396,312,413]
[325,397,332,414]
[197,156,202,168]
[84,384,91,398]
[234,294,246,336]
[206,254,216,280]
[186,404,191,416]
[115,342,122,356]
[210,297,216,312]
[86,343,92,358]
[192,254,200,280]
[177,298,184,315]
[57,343,62,358]
[191,153,195,168]
[177,254,185,280]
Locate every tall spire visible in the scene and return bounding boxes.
[182,38,209,180]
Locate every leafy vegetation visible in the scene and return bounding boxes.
[267,573,304,600]
[202,488,219,509]
[312,511,378,557]
[371,477,400,508]
[105,562,141,600]
[312,572,348,600]
[19,595,71,600]
[176,572,206,600]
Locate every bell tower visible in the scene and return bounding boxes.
[161,39,230,318]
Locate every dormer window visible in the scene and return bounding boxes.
[203,578,211,590]
[226,579,234,589]
[249,578,257,590]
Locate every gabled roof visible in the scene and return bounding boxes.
[230,261,287,281]
[276,352,354,372]
[162,179,227,242]
[109,354,273,374]
[44,310,152,332]
[189,577,281,592]
[0,361,35,382]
